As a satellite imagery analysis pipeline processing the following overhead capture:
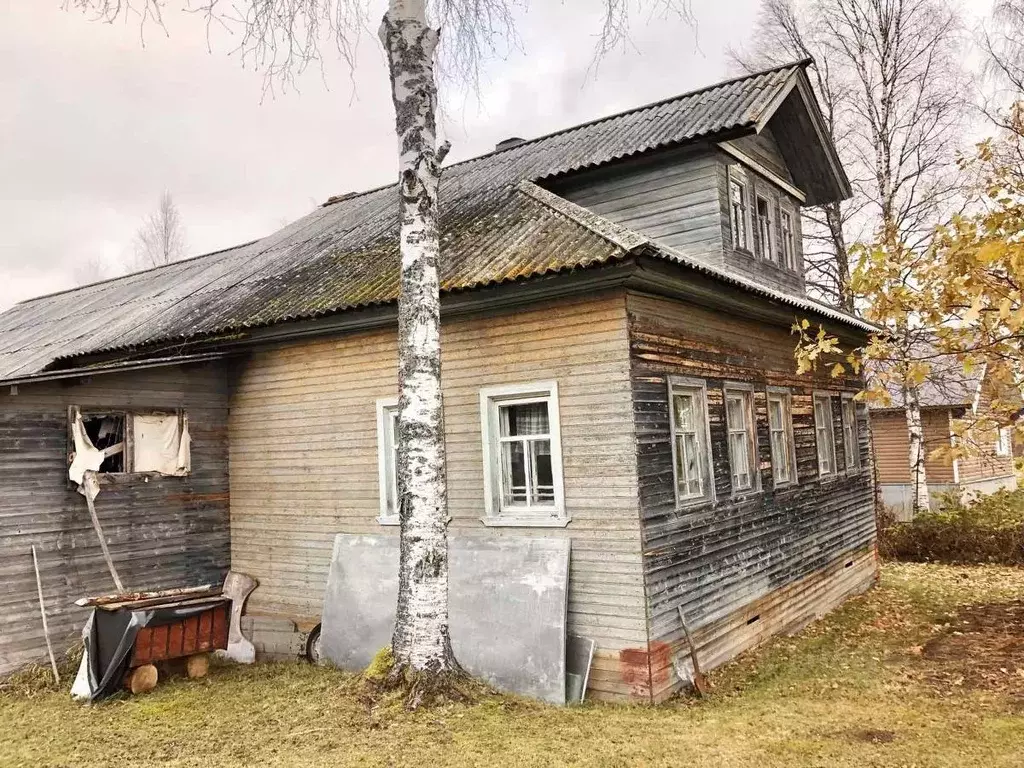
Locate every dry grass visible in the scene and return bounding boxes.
[3,562,1024,767]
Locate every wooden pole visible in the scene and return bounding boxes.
[83,471,125,593]
[31,545,60,685]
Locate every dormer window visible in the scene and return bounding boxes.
[780,209,795,269]
[730,178,748,250]
[755,196,773,261]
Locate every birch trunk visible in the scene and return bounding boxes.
[905,384,931,515]
[379,0,458,675]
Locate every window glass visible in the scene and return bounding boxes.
[756,196,773,261]
[781,210,795,269]
[498,401,554,507]
[814,395,836,476]
[996,426,1012,457]
[726,389,757,492]
[671,387,711,502]
[768,392,794,484]
[842,398,859,469]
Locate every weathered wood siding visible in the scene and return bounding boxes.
[550,146,724,262]
[626,292,876,702]
[228,292,646,701]
[871,409,954,485]
[0,363,230,676]
[729,127,794,183]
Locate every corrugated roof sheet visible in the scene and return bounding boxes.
[0,60,868,382]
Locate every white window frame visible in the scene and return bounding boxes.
[667,376,716,508]
[479,381,567,527]
[375,397,400,525]
[767,387,797,486]
[841,394,860,470]
[755,194,773,261]
[780,207,796,270]
[813,392,837,477]
[724,382,760,494]
[996,426,1013,457]
[730,174,749,251]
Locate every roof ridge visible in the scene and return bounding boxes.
[321,58,811,209]
[514,181,650,253]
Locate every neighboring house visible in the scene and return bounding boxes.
[0,60,878,703]
[872,357,1019,518]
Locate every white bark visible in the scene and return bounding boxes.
[379,0,457,674]
[905,384,930,515]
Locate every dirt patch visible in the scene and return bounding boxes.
[849,729,897,744]
[918,600,1024,696]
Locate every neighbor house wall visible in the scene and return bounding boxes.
[626,291,877,702]
[228,291,647,702]
[0,363,230,677]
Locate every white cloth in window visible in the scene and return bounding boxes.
[134,414,191,475]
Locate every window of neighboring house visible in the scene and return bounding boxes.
[725,385,759,493]
[376,398,400,524]
[813,394,837,476]
[755,196,773,261]
[996,426,1013,457]
[767,389,796,485]
[842,395,860,469]
[730,177,748,251]
[480,382,566,525]
[781,209,796,269]
[69,407,191,475]
[668,377,714,506]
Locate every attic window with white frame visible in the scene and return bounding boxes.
[842,395,860,469]
[767,389,796,485]
[69,407,191,476]
[755,196,773,261]
[730,176,748,251]
[813,393,837,476]
[376,398,400,525]
[668,377,714,506]
[725,384,759,493]
[480,382,567,526]
[780,208,796,269]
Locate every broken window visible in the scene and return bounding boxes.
[755,196,773,261]
[668,377,714,506]
[69,407,191,476]
[813,394,837,476]
[81,412,127,473]
[767,389,796,485]
[725,385,759,493]
[842,395,860,470]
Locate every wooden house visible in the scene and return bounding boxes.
[0,61,877,702]
[871,357,1018,518]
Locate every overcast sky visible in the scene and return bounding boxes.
[0,0,994,310]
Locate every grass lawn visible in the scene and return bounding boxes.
[3,562,1024,767]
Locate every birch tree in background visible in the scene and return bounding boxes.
[739,0,969,515]
[134,191,188,269]
[66,0,694,698]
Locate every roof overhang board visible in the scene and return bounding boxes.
[759,70,852,206]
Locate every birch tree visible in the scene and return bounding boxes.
[134,191,188,269]
[65,0,693,699]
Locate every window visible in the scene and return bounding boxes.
[725,385,758,493]
[780,209,796,269]
[767,389,796,485]
[755,196,773,261]
[813,394,837,476]
[376,398,400,524]
[730,177,748,250]
[842,395,860,469]
[69,406,190,476]
[480,382,566,525]
[996,426,1013,457]
[668,378,714,506]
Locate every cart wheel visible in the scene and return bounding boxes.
[186,654,210,679]
[128,664,159,695]
[305,623,322,664]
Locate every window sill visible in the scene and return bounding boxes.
[479,516,572,528]
[376,516,400,527]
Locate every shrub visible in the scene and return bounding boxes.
[878,488,1024,565]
